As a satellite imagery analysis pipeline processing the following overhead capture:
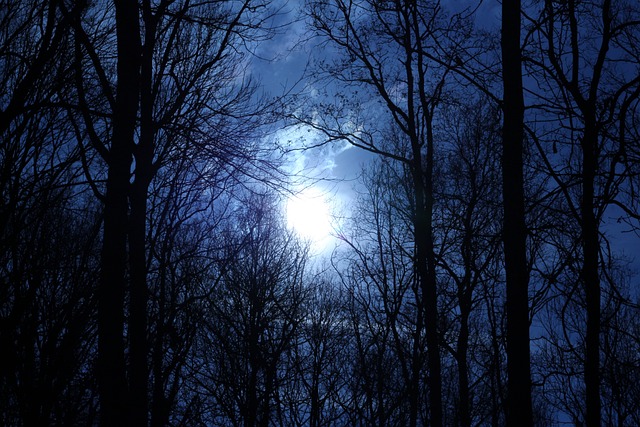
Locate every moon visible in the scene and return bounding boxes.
[286,187,332,245]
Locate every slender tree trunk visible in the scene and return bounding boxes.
[540,0,610,422]
[129,176,149,425]
[246,301,260,427]
[457,307,471,427]
[98,1,140,425]
[128,3,156,423]
[150,265,168,427]
[412,147,443,427]
[582,121,601,427]
[485,286,505,426]
[457,215,474,427]
[409,293,423,427]
[310,360,320,427]
[501,0,533,425]
[425,122,443,427]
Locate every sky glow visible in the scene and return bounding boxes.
[286,187,333,249]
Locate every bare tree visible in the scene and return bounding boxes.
[144,150,236,426]
[291,1,478,423]
[197,193,309,427]
[284,276,351,427]
[524,1,640,423]
[335,155,426,425]
[437,100,504,426]
[501,0,534,424]
[66,0,279,423]
[0,1,102,424]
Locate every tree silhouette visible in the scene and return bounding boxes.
[524,0,640,423]
[2,0,640,425]
[501,0,534,424]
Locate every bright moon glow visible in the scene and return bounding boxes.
[286,188,332,245]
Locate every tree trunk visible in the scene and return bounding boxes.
[98,1,140,425]
[457,212,474,427]
[412,149,443,427]
[501,0,533,425]
[310,359,320,427]
[457,307,471,427]
[582,121,601,427]
[409,297,423,427]
[150,267,169,427]
[129,176,149,425]
[128,3,156,423]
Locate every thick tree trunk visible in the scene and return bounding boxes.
[501,0,533,426]
[582,123,601,427]
[129,178,149,425]
[98,196,129,426]
[98,1,140,425]
[128,4,156,423]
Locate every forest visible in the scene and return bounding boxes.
[1,0,640,426]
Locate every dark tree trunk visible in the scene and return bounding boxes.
[457,209,474,427]
[408,300,423,427]
[128,3,156,424]
[501,0,533,426]
[310,360,320,427]
[411,10,443,424]
[457,303,471,427]
[98,1,140,425]
[150,273,169,427]
[582,121,601,427]
[129,176,149,426]
[412,137,443,427]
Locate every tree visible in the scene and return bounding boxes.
[197,193,309,427]
[0,1,101,424]
[5,0,640,424]
[524,0,640,423]
[144,152,233,426]
[335,156,426,425]
[292,1,476,423]
[289,277,350,426]
[437,100,504,426]
[95,2,141,423]
[67,0,278,423]
[501,0,534,424]
[0,188,102,425]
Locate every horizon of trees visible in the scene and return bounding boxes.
[1,0,640,426]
